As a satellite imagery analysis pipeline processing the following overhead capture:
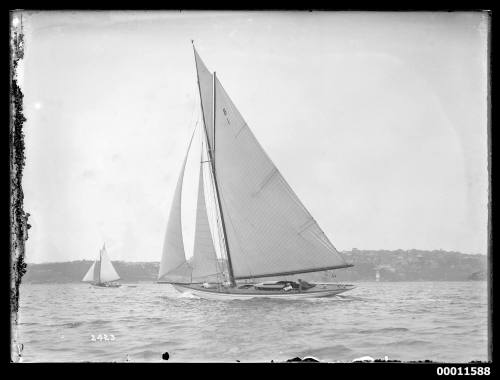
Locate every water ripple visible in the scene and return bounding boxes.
[15,281,488,362]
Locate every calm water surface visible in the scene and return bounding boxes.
[16,281,488,362]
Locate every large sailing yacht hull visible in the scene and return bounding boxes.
[171,283,355,300]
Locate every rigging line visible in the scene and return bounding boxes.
[176,114,199,172]
[193,70,227,274]
[216,183,256,279]
[186,82,201,130]
[201,126,227,279]
[212,74,235,286]
[200,138,220,278]
[206,151,227,260]
[204,176,221,263]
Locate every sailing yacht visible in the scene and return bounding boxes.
[157,44,354,300]
[82,244,121,287]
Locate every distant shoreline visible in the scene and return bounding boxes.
[21,249,487,283]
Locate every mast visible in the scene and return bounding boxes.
[212,72,236,287]
[192,42,236,287]
[101,244,105,284]
[97,247,102,284]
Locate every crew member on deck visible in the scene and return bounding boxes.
[298,278,313,291]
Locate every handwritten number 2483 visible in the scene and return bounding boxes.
[90,334,115,342]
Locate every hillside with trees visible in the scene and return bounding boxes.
[22,249,487,284]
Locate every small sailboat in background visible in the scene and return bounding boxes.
[82,244,121,288]
[157,43,354,300]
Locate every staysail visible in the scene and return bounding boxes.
[191,159,220,282]
[157,130,196,282]
[99,246,120,283]
[212,76,352,279]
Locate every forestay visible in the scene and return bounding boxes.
[213,77,351,279]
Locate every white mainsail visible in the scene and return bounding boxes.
[99,246,120,283]
[82,260,97,282]
[157,131,196,282]
[191,160,220,282]
[212,76,350,279]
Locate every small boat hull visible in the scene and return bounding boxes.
[91,283,121,288]
[171,283,355,300]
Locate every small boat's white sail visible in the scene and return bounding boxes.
[191,160,220,283]
[99,247,120,283]
[82,260,97,282]
[212,76,351,279]
[157,132,196,282]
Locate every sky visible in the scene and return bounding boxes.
[15,11,489,263]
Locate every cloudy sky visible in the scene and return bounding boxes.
[16,11,489,263]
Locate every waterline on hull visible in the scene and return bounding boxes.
[171,284,354,300]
